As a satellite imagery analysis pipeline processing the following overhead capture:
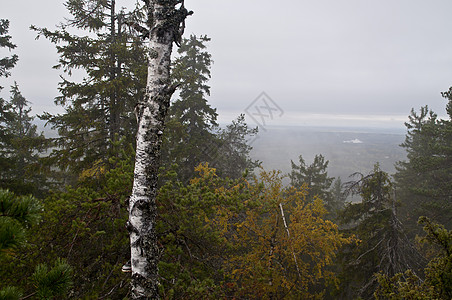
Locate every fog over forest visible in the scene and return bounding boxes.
[1,1,451,299]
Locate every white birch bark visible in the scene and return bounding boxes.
[279,203,302,280]
[127,1,192,298]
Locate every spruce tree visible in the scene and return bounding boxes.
[395,98,452,234]
[32,0,147,175]
[214,114,259,179]
[289,154,334,203]
[328,177,346,220]
[0,19,18,179]
[375,217,452,300]
[0,83,47,195]
[162,34,218,182]
[0,21,46,195]
[0,19,18,79]
[337,165,425,299]
[162,36,259,182]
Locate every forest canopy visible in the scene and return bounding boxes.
[1,1,451,299]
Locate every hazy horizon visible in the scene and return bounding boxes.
[2,0,452,130]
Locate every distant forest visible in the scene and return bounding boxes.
[0,1,451,299]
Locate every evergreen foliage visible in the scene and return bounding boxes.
[328,177,346,220]
[0,83,47,195]
[214,114,260,179]
[0,189,41,254]
[0,19,19,191]
[337,165,424,299]
[0,286,22,300]
[289,154,344,219]
[0,189,73,299]
[395,99,452,234]
[32,0,147,175]
[0,218,25,253]
[163,35,259,182]
[289,154,334,202]
[375,217,452,299]
[32,259,73,299]
[171,35,216,130]
[3,2,452,298]
[0,19,18,79]
[162,34,218,182]
[23,145,134,298]
[156,163,250,298]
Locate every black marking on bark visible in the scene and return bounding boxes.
[126,221,139,234]
[125,21,150,39]
[149,49,159,59]
[129,1,193,298]
[164,83,180,97]
[131,272,159,299]
[134,199,149,211]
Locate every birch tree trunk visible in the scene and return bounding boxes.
[128,1,192,298]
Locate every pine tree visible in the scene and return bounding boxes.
[2,146,135,298]
[0,189,41,255]
[31,259,73,299]
[32,0,147,175]
[0,189,74,299]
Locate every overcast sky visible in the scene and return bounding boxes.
[2,0,452,129]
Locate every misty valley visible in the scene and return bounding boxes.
[251,125,406,182]
[1,1,451,299]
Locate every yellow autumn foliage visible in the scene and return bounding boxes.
[78,159,107,180]
[170,163,354,299]
[215,168,354,299]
